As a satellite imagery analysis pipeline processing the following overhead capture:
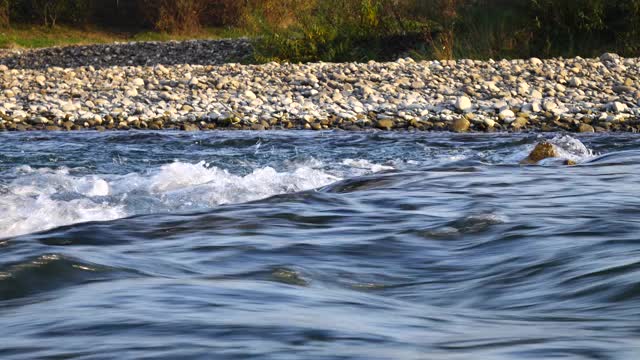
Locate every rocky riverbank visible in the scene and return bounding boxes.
[0,39,253,69]
[0,39,638,132]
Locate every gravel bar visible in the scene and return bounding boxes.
[0,39,638,132]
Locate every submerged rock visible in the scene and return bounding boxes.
[181,123,199,131]
[450,117,470,133]
[578,123,595,133]
[375,119,394,130]
[271,268,308,286]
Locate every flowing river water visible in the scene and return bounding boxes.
[1,131,639,359]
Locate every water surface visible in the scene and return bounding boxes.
[1,131,639,359]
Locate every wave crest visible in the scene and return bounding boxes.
[0,161,342,239]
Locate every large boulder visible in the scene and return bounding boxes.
[520,142,558,164]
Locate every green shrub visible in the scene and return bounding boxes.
[528,0,640,57]
[246,0,438,63]
[0,0,638,59]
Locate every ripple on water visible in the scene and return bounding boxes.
[1,132,640,359]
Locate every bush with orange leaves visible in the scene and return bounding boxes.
[139,0,206,34]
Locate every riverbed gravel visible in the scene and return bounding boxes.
[0,39,638,132]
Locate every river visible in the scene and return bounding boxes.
[1,131,639,359]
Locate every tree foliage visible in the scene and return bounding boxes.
[0,0,638,60]
[245,0,640,62]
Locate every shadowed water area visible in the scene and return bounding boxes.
[1,131,639,359]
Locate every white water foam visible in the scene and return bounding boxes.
[341,159,395,174]
[546,135,596,163]
[502,135,595,164]
[0,161,343,239]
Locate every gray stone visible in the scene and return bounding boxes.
[600,53,620,62]
[543,101,558,112]
[609,101,628,113]
[455,96,472,112]
[530,58,543,66]
[498,109,515,120]
[613,85,635,94]
[569,77,582,87]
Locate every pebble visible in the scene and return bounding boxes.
[455,96,472,112]
[530,58,543,66]
[613,85,635,94]
[483,118,496,128]
[610,101,628,113]
[569,77,582,87]
[543,101,558,112]
[499,109,515,120]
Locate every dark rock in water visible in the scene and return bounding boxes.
[511,117,528,130]
[217,118,233,127]
[376,119,394,130]
[150,120,163,130]
[450,118,470,133]
[182,123,199,131]
[565,159,577,166]
[521,142,557,164]
[271,268,309,286]
[578,123,595,133]
[62,121,74,131]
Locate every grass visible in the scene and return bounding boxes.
[0,25,246,49]
[130,27,246,42]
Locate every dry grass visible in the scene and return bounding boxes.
[0,25,244,49]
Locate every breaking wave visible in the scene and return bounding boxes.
[0,161,342,238]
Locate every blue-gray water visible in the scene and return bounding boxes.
[1,131,639,359]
